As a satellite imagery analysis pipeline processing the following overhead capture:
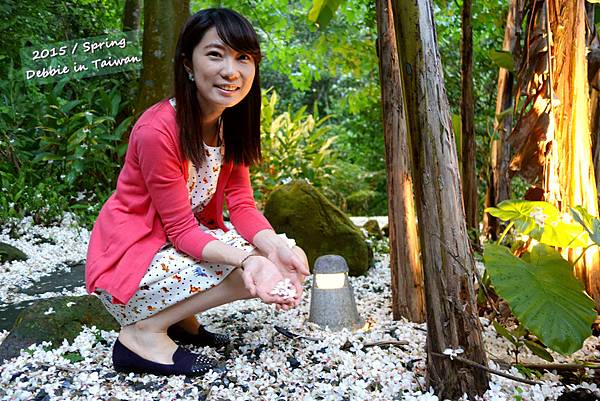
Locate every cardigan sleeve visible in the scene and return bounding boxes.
[225,163,273,242]
[134,123,217,258]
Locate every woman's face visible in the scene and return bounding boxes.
[186,27,256,117]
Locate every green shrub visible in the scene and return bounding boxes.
[484,200,597,355]
[252,90,337,205]
[0,62,136,228]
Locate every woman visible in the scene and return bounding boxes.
[85,8,310,377]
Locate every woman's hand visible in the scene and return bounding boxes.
[239,255,295,307]
[267,246,310,308]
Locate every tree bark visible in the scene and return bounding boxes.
[134,0,190,115]
[484,0,521,240]
[545,0,600,307]
[592,89,600,193]
[392,0,489,397]
[588,4,600,195]
[460,0,478,233]
[122,0,142,32]
[375,0,425,323]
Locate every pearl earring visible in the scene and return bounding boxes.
[187,72,194,82]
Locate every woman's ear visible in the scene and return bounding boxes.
[183,57,193,75]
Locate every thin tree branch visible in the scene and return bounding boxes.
[431,351,541,385]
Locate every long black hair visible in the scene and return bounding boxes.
[173,8,262,166]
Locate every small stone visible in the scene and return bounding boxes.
[33,389,50,401]
[287,357,301,369]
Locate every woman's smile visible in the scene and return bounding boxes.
[215,83,241,94]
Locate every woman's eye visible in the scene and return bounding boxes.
[207,51,222,58]
[238,54,252,61]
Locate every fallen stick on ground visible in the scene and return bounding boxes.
[492,359,600,372]
[431,351,541,386]
[363,340,409,348]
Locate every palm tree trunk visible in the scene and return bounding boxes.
[545,0,600,307]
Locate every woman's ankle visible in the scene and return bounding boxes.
[132,318,168,335]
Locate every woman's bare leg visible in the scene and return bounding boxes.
[172,315,201,334]
[118,268,253,364]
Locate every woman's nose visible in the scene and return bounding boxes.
[220,57,239,79]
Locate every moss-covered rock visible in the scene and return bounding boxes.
[0,242,27,263]
[0,295,119,361]
[363,219,383,240]
[264,181,371,276]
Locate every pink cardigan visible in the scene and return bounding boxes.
[85,99,273,304]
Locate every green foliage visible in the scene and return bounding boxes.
[252,90,336,202]
[33,80,132,186]
[492,320,554,362]
[62,351,84,363]
[0,0,123,72]
[0,59,136,227]
[571,206,600,247]
[488,50,514,72]
[486,200,590,247]
[483,200,599,355]
[308,0,343,28]
[484,243,596,354]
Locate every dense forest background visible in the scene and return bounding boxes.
[0,0,506,228]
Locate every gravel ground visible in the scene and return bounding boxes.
[0,215,599,400]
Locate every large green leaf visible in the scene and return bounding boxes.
[308,0,344,28]
[485,200,589,247]
[484,243,596,354]
[489,49,515,72]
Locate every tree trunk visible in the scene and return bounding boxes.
[484,0,521,239]
[122,0,142,32]
[592,88,600,192]
[375,0,425,323]
[135,0,190,115]
[545,0,600,307]
[460,0,478,233]
[588,4,600,194]
[392,0,489,398]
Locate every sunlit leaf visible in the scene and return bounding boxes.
[571,206,600,246]
[308,0,344,28]
[489,49,515,72]
[485,200,589,247]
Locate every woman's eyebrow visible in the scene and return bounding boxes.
[204,43,227,50]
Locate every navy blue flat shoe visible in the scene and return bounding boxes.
[167,325,230,349]
[112,338,224,376]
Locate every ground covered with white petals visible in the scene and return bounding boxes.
[0,215,599,400]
